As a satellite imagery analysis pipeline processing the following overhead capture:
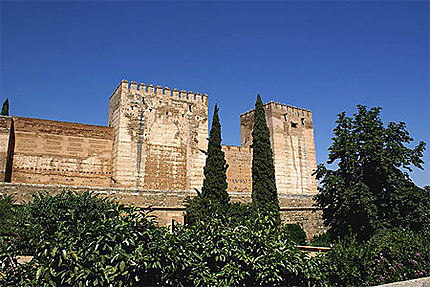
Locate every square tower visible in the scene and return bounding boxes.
[240,102,318,195]
[108,80,208,190]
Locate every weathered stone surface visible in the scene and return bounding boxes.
[9,117,113,187]
[108,80,208,190]
[222,145,252,192]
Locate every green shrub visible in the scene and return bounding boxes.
[184,195,228,225]
[281,224,307,245]
[0,191,161,286]
[1,191,326,286]
[366,229,430,284]
[310,232,332,247]
[149,215,324,286]
[185,199,253,227]
[320,228,430,286]
[319,235,372,286]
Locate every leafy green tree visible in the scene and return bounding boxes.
[315,105,428,241]
[251,94,280,220]
[185,104,229,223]
[1,98,9,116]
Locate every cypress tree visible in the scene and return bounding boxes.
[185,104,229,224]
[251,94,280,219]
[201,104,229,207]
[1,99,9,116]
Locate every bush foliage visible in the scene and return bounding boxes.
[1,191,324,286]
[0,194,15,237]
[281,224,307,245]
[320,229,430,286]
[1,191,159,286]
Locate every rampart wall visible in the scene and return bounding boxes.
[9,117,114,187]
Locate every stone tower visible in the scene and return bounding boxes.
[240,101,318,195]
[108,80,208,190]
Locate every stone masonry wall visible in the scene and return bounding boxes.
[10,117,114,187]
[108,80,208,191]
[0,182,325,239]
[222,145,252,192]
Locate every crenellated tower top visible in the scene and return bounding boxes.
[111,79,208,105]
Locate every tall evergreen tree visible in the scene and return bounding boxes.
[251,95,280,219]
[1,99,9,116]
[201,104,229,206]
[185,104,229,224]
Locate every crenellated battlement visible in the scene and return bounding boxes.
[240,101,312,119]
[267,101,312,119]
[117,79,208,105]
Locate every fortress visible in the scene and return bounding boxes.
[0,79,324,237]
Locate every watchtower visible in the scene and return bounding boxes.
[240,101,318,195]
[108,80,208,190]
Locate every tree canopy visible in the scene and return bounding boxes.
[251,95,280,220]
[314,105,428,240]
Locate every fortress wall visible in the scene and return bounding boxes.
[0,182,326,239]
[2,80,324,237]
[222,145,252,192]
[108,80,208,191]
[10,117,114,187]
[0,117,14,182]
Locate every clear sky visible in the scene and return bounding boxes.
[1,1,429,186]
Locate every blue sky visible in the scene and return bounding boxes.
[1,1,428,186]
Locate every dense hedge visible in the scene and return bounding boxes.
[1,191,160,286]
[320,229,430,286]
[0,192,322,286]
[1,191,429,286]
